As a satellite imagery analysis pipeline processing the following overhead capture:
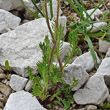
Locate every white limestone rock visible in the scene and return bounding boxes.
[105,48,110,57]
[99,40,110,53]
[64,64,89,91]
[0,0,21,11]
[59,16,67,36]
[72,51,100,72]
[51,16,67,37]
[4,90,46,110]
[87,22,107,33]
[0,0,35,11]
[0,18,50,77]
[0,9,21,33]
[25,80,32,92]
[85,105,97,110]
[10,74,28,91]
[73,76,109,105]
[96,58,110,76]
[47,0,62,18]
[60,41,71,61]
[0,0,12,11]
[95,58,110,87]
[83,8,103,20]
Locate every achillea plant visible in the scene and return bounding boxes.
[26,0,79,109]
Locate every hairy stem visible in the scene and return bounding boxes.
[56,0,63,75]
[48,39,57,72]
[44,0,54,41]
[56,0,60,28]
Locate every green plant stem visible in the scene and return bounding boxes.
[48,39,57,73]
[50,0,53,19]
[56,0,63,75]
[31,0,45,17]
[56,0,60,28]
[44,0,54,41]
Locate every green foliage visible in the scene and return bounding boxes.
[100,103,110,110]
[22,0,110,109]
[66,0,110,68]
[20,0,54,19]
[5,60,10,71]
[28,19,78,109]
[20,0,39,19]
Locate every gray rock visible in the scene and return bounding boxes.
[72,51,100,72]
[10,74,28,91]
[0,82,12,103]
[64,64,89,91]
[0,69,4,74]
[87,22,107,33]
[0,101,4,109]
[25,80,32,92]
[73,76,109,105]
[105,48,110,57]
[0,0,12,11]
[74,108,86,110]
[85,105,97,110]
[0,17,67,77]
[96,58,110,76]
[4,90,46,110]
[95,58,110,87]
[59,16,67,36]
[51,16,67,37]
[0,74,6,79]
[83,8,103,20]
[0,9,21,33]
[0,0,21,11]
[47,0,62,18]
[0,18,49,77]
[99,40,110,53]
[107,95,110,103]
[0,0,34,11]
[60,41,71,62]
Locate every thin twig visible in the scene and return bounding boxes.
[44,0,54,41]
[56,0,60,28]
[48,39,57,72]
[56,0,63,75]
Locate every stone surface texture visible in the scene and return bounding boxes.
[0,18,49,77]
[105,48,110,57]
[99,40,110,53]
[85,105,97,110]
[0,82,12,103]
[73,75,109,105]
[74,56,110,105]
[87,22,107,33]
[4,91,46,110]
[0,9,21,33]
[72,51,100,72]
[25,80,32,92]
[0,17,67,77]
[64,64,89,91]
[83,8,103,20]
[0,0,22,11]
[10,74,28,91]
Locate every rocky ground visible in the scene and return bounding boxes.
[0,0,110,110]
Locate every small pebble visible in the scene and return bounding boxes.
[107,95,110,103]
[0,101,4,109]
[2,79,8,84]
[0,74,6,79]
[0,69,4,74]
[85,105,97,110]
